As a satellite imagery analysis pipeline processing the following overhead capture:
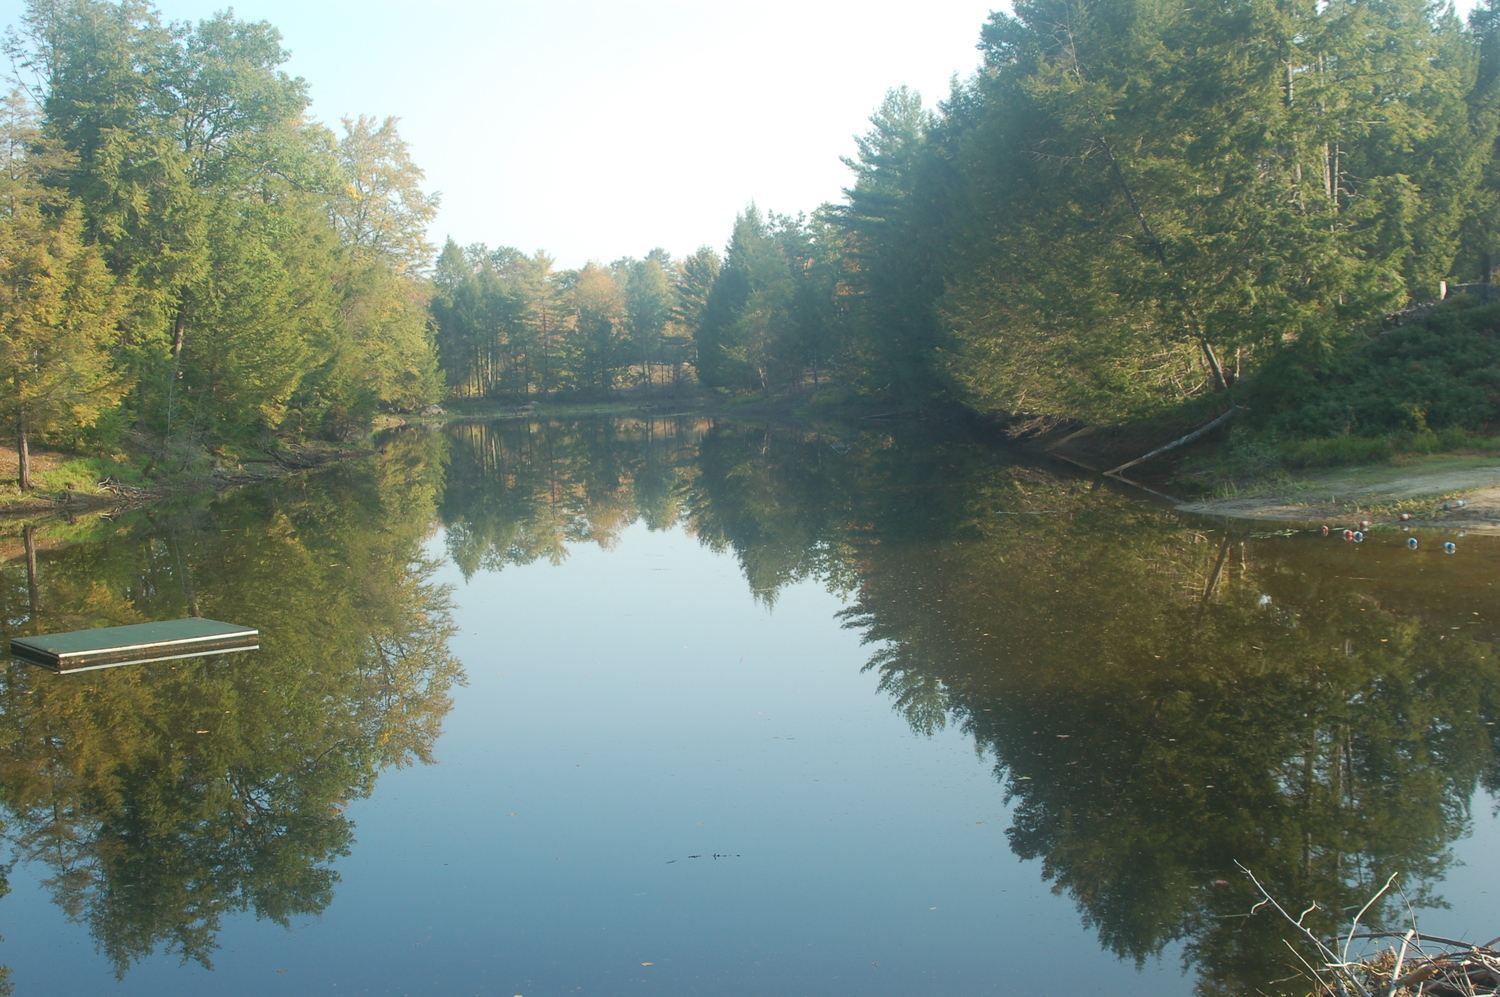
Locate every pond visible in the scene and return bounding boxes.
[1,416,1497,996]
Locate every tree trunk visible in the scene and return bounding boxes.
[1199,340,1230,393]
[16,411,31,491]
[23,525,38,619]
[171,301,187,362]
[166,300,190,441]
[1104,406,1238,477]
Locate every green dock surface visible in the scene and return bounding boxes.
[7,618,259,672]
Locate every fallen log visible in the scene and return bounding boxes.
[1103,406,1238,478]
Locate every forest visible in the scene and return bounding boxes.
[11,0,1500,494]
[0,0,443,491]
[425,0,1500,446]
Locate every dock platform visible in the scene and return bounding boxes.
[7,618,259,673]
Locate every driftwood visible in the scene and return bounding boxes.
[1239,862,1500,996]
[1339,934,1500,996]
[1103,406,1238,477]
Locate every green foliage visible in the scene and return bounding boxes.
[432,241,552,400]
[1247,300,1500,439]
[838,86,953,400]
[175,193,333,438]
[3,0,443,459]
[566,262,626,396]
[431,241,721,401]
[647,0,1500,420]
[327,115,438,275]
[695,205,845,393]
[0,94,128,487]
[617,252,674,391]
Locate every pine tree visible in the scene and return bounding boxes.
[0,94,127,488]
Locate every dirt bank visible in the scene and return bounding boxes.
[1177,455,1500,531]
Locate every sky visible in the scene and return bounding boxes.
[0,1,1483,269]
[0,0,1002,268]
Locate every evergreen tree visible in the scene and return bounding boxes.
[619,253,674,392]
[565,263,625,396]
[0,95,127,488]
[839,86,953,400]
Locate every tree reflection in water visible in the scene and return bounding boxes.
[0,431,463,977]
[442,416,1500,996]
[2,416,1497,995]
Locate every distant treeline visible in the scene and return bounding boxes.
[432,0,1500,430]
[0,0,443,487]
[429,244,721,401]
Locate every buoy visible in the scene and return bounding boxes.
[1399,513,1413,521]
[1444,500,1468,511]
[1360,520,1371,530]
[1343,529,1355,540]
[1353,531,1364,542]
[1408,538,1419,549]
[1321,525,1330,536]
[1444,542,1458,553]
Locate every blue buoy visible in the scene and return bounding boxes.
[1444,542,1458,554]
[1353,531,1364,542]
[1409,538,1419,549]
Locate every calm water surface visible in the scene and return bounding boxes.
[1,417,1498,995]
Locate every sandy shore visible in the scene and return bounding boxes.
[1176,456,1500,532]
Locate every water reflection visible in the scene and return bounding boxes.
[0,431,462,977]
[1,416,1497,995]
[438,418,1500,996]
[440,416,709,575]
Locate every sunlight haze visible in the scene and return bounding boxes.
[0,0,1004,266]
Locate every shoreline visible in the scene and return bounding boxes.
[0,443,374,524]
[1174,454,1500,532]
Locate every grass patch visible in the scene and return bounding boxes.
[0,451,146,505]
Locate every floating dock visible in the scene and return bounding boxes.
[7,618,259,673]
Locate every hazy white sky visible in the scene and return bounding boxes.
[0,1,1002,267]
[0,1,1483,268]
